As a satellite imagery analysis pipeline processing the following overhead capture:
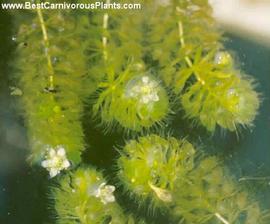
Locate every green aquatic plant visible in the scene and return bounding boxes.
[90,0,260,133]
[91,5,171,132]
[94,71,170,132]
[9,0,267,223]
[117,134,270,223]
[117,134,194,206]
[51,166,147,224]
[171,157,269,224]
[13,6,99,171]
[147,0,260,132]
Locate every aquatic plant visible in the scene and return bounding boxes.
[52,167,117,223]
[117,135,270,223]
[9,0,267,223]
[90,0,260,133]
[147,0,260,132]
[94,71,170,132]
[51,167,145,224]
[91,5,171,132]
[12,5,98,169]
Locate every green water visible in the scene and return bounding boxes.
[0,9,270,224]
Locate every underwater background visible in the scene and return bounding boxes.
[0,6,270,224]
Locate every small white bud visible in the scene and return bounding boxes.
[41,146,70,178]
[94,182,116,204]
[57,147,66,156]
[142,76,149,84]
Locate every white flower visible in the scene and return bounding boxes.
[142,76,150,84]
[93,182,116,204]
[41,146,70,178]
[128,76,160,104]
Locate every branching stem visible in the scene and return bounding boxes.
[36,6,55,91]
[177,10,238,130]
[178,20,205,85]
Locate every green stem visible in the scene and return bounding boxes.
[215,212,230,224]
[102,0,110,62]
[36,6,55,91]
[239,176,270,182]
[177,20,205,85]
[177,16,237,129]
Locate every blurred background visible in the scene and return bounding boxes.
[210,0,270,46]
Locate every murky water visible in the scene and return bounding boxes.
[0,9,270,224]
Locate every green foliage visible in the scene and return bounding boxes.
[117,134,194,207]
[10,0,266,223]
[171,156,270,224]
[51,166,136,224]
[147,0,260,131]
[13,8,99,166]
[84,0,259,133]
[90,5,170,132]
[93,71,170,132]
[117,134,270,223]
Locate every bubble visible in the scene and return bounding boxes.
[52,56,59,64]
[58,27,65,32]
[187,5,200,11]
[227,88,236,96]
[44,47,49,55]
[31,23,37,30]
[214,51,232,66]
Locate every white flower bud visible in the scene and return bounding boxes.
[126,75,160,105]
[93,182,116,204]
[41,146,70,178]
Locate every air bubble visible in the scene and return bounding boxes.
[31,23,37,30]
[58,27,65,32]
[227,88,236,96]
[52,57,59,64]
[44,47,48,55]
[214,51,232,66]
[187,5,200,11]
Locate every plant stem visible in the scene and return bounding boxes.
[215,212,230,224]
[102,0,110,62]
[36,6,55,91]
[239,176,270,182]
[177,19,205,85]
[177,15,234,121]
